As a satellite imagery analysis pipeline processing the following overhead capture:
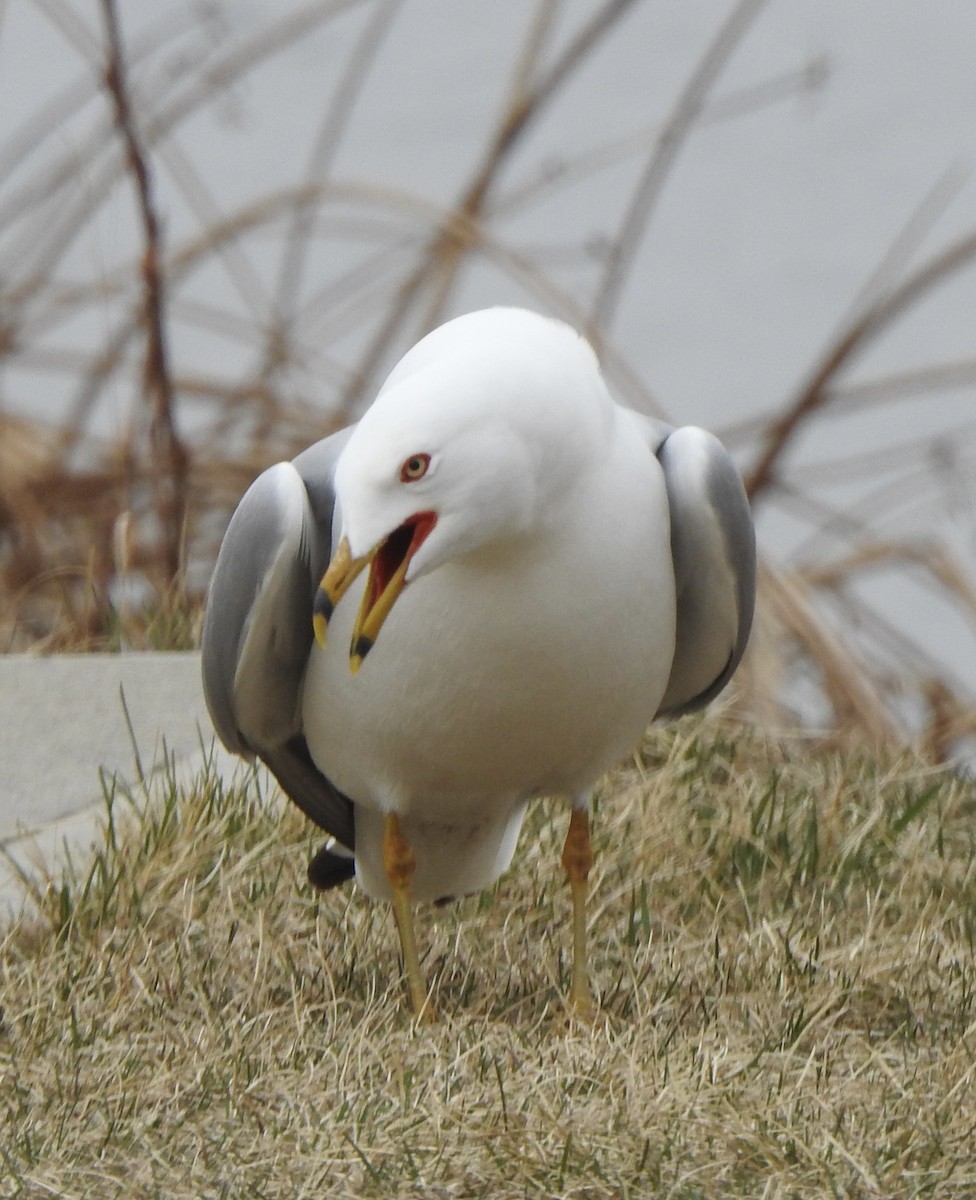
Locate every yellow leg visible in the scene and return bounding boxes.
[383,813,434,1021]
[561,805,594,1016]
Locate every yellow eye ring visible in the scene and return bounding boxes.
[400,453,431,483]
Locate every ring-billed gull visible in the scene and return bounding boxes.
[201,307,755,1019]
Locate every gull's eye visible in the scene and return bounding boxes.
[400,453,431,483]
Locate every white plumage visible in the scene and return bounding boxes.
[202,307,755,1017]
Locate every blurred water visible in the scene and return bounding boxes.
[2,0,975,724]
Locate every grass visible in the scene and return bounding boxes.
[2,6,976,1192]
[3,717,976,1198]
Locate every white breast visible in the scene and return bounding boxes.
[302,423,675,900]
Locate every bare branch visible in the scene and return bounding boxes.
[272,0,403,326]
[338,0,642,413]
[589,0,768,335]
[99,0,187,587]
[745,228,976,503]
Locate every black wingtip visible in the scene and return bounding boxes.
[307,843,356,891]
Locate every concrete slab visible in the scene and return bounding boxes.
[0,652,240,920]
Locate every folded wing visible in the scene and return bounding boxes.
[200,429,356,850]
[638,418,756,718]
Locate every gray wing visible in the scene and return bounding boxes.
[637,417,756,718]
[201,427,356,849]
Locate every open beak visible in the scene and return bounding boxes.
[313,511,437,673]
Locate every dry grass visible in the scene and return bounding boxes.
[3,717,976,1198]
[2,9,976,1187]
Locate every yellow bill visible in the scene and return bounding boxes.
[313,512,437,671]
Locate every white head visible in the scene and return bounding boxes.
[315,307,614,668]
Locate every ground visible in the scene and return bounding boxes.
[2,717,975,1198]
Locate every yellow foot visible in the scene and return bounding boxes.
[383,813,435,1021]
[561,805,596,1018]
[556,989,601,1036]
[567,976,594,1020]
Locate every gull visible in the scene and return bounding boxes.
[201,307,755,1019]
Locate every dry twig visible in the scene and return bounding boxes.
[745,229,976,503]
[99,0,187,587]
[338,0,642,413]
[589,0,768,334]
